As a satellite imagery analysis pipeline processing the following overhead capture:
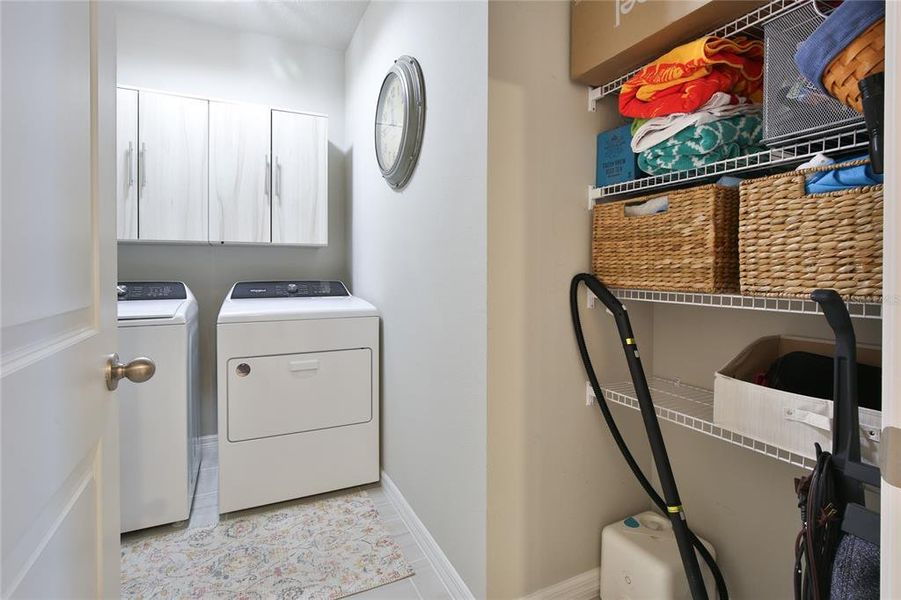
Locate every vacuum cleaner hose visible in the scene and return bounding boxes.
[570,273,729,600]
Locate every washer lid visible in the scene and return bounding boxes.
[218,287,378,324]
[118,299,189,324]
[116,282,196,325]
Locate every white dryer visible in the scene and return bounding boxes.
[216,280,379,513]
[117,281,201,532]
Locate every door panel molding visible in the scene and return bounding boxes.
[0,308,95,374]
[2,448,99,598]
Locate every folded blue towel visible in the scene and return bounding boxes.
[795,0,885,92]
[806,155,883,193]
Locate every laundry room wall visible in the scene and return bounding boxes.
[345,1,489,596]
[486,2,653,597]
[115,7,349,435]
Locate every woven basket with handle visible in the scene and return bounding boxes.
[822,18,885,113]
[739,160,883,301]
[592,184,739,293]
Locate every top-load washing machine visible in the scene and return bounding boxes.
[117,281,200,532]
[216,280,379,513]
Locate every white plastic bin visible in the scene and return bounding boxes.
[714,335,881,465]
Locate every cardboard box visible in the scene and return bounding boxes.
[713,335,882,465]
[596,125,637,186]
[571,0,768,86]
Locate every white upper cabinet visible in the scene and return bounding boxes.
[209,102,271,243]
[116,88,138,240]
[272,110,328,246]
[138,91,209,242]
[115,89,328,245]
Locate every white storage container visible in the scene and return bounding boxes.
[714,336,881,465]
[600,511,716,600]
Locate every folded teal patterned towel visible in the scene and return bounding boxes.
[638,114,764,175]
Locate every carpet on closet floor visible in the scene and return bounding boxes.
[121,490,414,599]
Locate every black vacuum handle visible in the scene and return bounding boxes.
[810,289,860,467]
[575,274,709,600]
[810,290,856,355]
[810,289,858,463]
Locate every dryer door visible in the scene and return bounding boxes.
[226,348,372,442]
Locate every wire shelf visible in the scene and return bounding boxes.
[589,124,868,202]
[590,377,816,470]
[588,0,806,109]
[600,288,882,320]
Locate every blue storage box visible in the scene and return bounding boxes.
[596,125,638,187]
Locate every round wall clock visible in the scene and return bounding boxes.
[375,55,425,189]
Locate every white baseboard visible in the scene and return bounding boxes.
[379,471,475,600]
[521,568,599,600]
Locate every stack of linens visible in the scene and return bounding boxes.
[619,36,765,175]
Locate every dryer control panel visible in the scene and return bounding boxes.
[117,281,187,301]
[231,280,350,299]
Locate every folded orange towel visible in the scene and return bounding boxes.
[619,36,764,118]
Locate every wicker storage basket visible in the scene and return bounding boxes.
[739,161,883,301]
[822,18,885,113]
[592,184,739,293]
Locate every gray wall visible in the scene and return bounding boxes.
[345,2,489,595]
[116,8,349,434]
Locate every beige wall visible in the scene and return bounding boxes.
[488,3,884,598]
[487,2,652,597]
[649,304,880,599]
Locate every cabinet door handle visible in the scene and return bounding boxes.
[264,154,271,197]
[275,157,282,199]
[127,141,134,187]
[139,143,147,188]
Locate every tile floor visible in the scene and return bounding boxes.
[183,437,451,599]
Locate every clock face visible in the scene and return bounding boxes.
[375,72,405,172]
[374,56,424,189]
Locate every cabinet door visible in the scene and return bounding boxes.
[116,88,138,240]
[138,91,208,242]
[271,110,328,245]
[209,102,271,243]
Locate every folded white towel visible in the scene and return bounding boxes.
[624,196,669,217]
[795,153,834,171]
[630,93,760,153]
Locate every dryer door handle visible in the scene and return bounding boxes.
[289,359,320,372]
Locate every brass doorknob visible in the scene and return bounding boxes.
[106,353,156,390]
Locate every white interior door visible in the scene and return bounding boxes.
[882,4,901,597]
[271,110,328,245]
[1,2,122,598]
[117,88,138,240]
[209,101,272,243]
[138,90,209,242]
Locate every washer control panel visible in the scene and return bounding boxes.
[231,280,349,299]
[117,282,187,301]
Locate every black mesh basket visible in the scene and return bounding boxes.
[762,1,863,147]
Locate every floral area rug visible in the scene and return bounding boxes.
[121,490,413,599]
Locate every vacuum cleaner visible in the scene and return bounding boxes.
[794,290,881,600]
[570,273,728,600]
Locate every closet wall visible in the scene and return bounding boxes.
[490,2,885,599]
[115,8,349,435]
[487,2,652,597]
[652,306,880,598]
